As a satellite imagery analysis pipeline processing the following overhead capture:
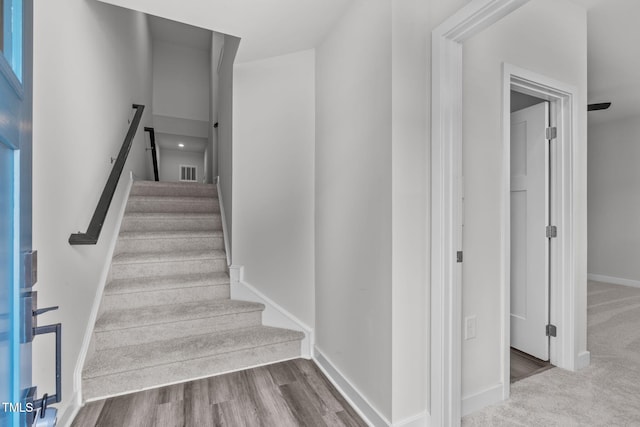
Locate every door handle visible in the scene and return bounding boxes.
[26,323,62,426]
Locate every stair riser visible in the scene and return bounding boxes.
[126,199,220,214]
[82,341,301,401]
[120,216,222,232]
[111,258,228,280]
[115,236,224,255]
[101,285,230,312]
[94,311,262,350]
[130,185,217,198]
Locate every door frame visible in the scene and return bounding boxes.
[502,64,579,401]
[430,0,582,425]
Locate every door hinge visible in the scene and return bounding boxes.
[546,127,557,140]
[456,251,463,263]
[546,225,557,238]
[546,324,557,337]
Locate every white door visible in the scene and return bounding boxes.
[510,101,550,361]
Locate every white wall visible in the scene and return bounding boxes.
[461,0,587,399]
[390,0,430,422]
[233,50,315,327]
[207,33,225,183]
[217,35,240,258]
[159,148,205,183]
[152,40,210,122]
[32,0,153,420]
[315,0,392,419]
[588,116,640,283]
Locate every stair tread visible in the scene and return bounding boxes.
[83,326,304,378]
[118,230,223,240]
[95,299,263,332]
[128,195,216,202]
[124,212,220,219]
[112,249,226,264]
[133,181,215,189]
[105,272,229,295]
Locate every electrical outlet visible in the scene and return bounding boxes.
[464,315,477,340]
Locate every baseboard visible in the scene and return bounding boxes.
[461,383,504,416]
[588,273,640,289]
[230,273,314,358]
[216,177,231,266]
[393,411,430,427]
[313,347,391,427]
[73,172,136,403]
[56,391,80,427]
[577,350,591,369]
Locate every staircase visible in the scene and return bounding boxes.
[82,180,304,401]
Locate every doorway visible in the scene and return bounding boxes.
[509,91,554,382]
[501,65,581,398]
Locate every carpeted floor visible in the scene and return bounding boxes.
[463,280,640,426]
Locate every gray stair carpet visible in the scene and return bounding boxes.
[82,181,304,401]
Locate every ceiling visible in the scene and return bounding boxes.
[156,133,207,153]
[583,0,640,125]
[98,0,354,63]
[148,15,213,50]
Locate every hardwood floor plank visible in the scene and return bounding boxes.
[244,368,298,426]
[322,411,349,427]
[153,401,184,427]
[336,409,369,427]
[94,394,132,427]
[70,400,105,427]
[292,358,344,413]
[280,382,327,427]
[120,387,160,427]
[267,360,298,386]
[72,359,367,427]
[184,379,215,427]
[157,382,184,404]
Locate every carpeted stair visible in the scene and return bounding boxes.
[82,180,304,401]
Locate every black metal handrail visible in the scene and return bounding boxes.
[144,127,159,181]
[69,104,145,245]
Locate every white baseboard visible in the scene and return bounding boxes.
[229,269,314,358]
[73,172,136,404]
[577,350,591,369]
[393,411,430,427]
[588,273,640,289]
[313,347,391,427]
[461,383,504,416]
[57,391,81,427]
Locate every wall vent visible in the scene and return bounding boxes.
[179,165,197,182]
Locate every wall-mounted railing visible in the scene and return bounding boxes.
[144,127,159,182]
[69,104,145,245]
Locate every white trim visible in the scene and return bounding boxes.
[313,347,390,427]
[216,176,231,266]
[577,350,591,370]
[588,273,640,289]
[57,391,80,427]
[230,273,314,358]
[461,384,503,417]
[430,1,530,425]
[229,264,243,283]
[393,411,430,427]
[501,65,581,402]
[73,172,136,404]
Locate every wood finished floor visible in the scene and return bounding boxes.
[510,348,552,383]
[71,358,367,427]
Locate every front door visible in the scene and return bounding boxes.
[510,101,550,361]
[0,0,33,425]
